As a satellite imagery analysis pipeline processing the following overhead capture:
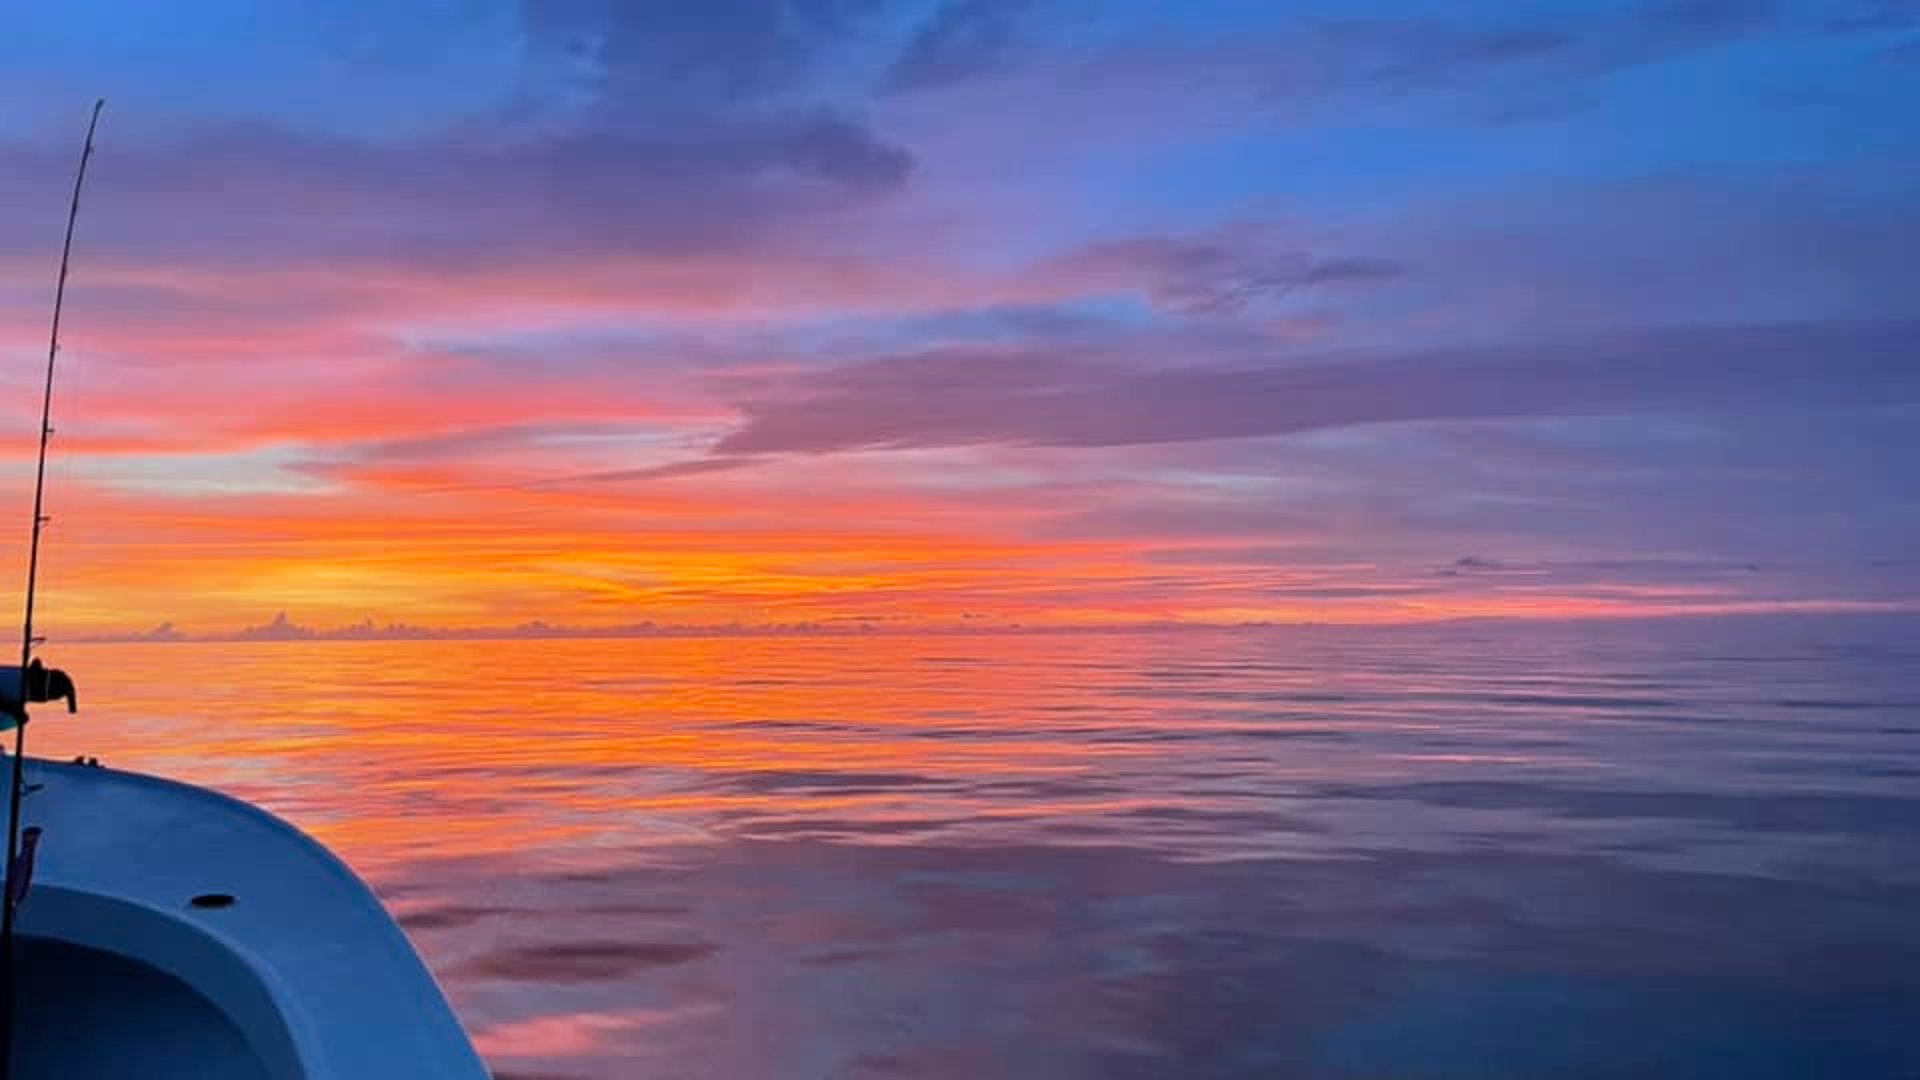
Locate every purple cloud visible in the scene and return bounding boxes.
[0,112,910,275]
[713,320,1919,454]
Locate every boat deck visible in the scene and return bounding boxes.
[15,935,271,1077]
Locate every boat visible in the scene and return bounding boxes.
[0,103,487,1078]
[2,672,488,1077]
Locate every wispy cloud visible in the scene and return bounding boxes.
[714,321,1919,454]
[883,0,1033,93]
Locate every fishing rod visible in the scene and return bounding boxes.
[0,98,104,1080]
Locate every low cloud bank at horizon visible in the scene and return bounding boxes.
[0,0,1914,632]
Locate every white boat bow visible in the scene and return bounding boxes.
[5,756,486,1078]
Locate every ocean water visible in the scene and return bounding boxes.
[30,615,1920,1079]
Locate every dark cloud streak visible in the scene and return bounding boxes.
[714,320,1920,454]
[540,456,765,486]
[1053,230,1405,315]
[0,114,912,272]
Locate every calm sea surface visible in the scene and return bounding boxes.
[34,616,1920,1078]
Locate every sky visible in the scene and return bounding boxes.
[0,0,1914,634]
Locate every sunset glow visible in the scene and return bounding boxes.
[0,3,1913,636]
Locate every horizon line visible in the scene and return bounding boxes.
[48,603,1920,645]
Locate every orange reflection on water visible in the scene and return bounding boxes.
[28,634,1220,873]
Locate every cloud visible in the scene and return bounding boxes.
[1322,0,1775,87]
[1205,0,1780,123]
[1050,227,1404,315]
[1451,556,1507,571]
[0,112,911,276]
[713,320,1920,455]
[237,612,318,641]
[1440,557,1765,581]
[515,0,888,112]
[317,422,639,465]
[883,0,1032,93]
[1825,4,1919,34]
[287,421,739,491]
[533,456,766,486]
